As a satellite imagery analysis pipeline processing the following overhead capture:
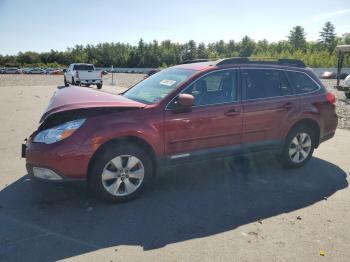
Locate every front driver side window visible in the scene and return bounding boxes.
[183,70,237,106]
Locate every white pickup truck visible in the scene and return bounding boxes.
[64,63,103,89]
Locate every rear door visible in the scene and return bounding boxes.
[241,68,297,151]
[164,69,243,160]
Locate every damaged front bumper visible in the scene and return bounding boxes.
[26,165,63,181]
[23,135,94,181]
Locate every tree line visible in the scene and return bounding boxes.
[1,22,349,68]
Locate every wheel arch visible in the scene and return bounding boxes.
[287,118,321,148]
[87,136,158,179]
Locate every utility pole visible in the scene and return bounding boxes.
[110,65,116,86]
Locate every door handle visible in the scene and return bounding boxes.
[224,108,240,116]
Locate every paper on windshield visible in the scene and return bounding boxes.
[160,79,176,86]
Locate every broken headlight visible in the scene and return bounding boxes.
[33,119,86,144]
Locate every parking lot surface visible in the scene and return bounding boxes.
[0,75,349,261]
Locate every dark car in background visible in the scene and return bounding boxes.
[23,58,338,202]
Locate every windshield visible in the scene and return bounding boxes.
[123,68,196,104]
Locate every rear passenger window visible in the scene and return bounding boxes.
[287,71,319,94]
[243,69,292,100]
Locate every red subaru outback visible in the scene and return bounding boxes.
[23,58,338,202]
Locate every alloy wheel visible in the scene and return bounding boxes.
[288,132,312,164]
[101,155,145,196]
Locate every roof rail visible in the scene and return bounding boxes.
[277,59,305,67]
[215,57,305,67]
[216,57,249,65]
[181,59,211,64]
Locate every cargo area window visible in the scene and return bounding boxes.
[287,71,319,94]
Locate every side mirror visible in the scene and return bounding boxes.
[174,94,195,112]
[63,69,67,73]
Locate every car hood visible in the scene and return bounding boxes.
[40,86,145,122]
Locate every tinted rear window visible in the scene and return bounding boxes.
[243,69,292,99]
[73,65,94,71]
[287,71,319,94]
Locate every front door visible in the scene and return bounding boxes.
[164,69,242,160]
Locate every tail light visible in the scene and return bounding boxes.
[101,71,103,78]
[326,92,336,104]
[76,71,79,78]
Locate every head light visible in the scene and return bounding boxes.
[33,119,86,144]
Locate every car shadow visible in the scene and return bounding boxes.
[0,154,348,261]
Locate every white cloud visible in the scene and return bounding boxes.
[305,8,350,24]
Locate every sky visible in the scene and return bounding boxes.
[0,0,349,55]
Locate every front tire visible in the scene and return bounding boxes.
[64,77,69,87]
[345,92,350,99]
[88,142,154,202]
[280,125,315,168]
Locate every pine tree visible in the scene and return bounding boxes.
[184,40,197,60]
[288,26,307,51]
[319,21,336,53]
[197,42,207,58]
[239,36,256,57]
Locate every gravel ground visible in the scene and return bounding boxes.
[322,79,350,130]
[0,74,349,129]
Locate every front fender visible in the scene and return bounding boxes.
[78,111,163,156]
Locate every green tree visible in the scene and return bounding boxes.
[319,21,337,52]
[341,33,350,44]
[227,40,237,57]
[214,40,226,57]
[255,39,269,55]
[239,36,256,57]
[288,26,307,51]
[197,42,208,58]
[1,26,350,68]
[188,40,198,60]
[17,51,40,65]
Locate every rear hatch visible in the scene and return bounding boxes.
[74,64,101,80]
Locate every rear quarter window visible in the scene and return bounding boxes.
[287,71,319,94]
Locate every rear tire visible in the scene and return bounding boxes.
[279,125,315,168]
[97,83,102,89]
[88,142,154,202]
[345,92,350,99]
